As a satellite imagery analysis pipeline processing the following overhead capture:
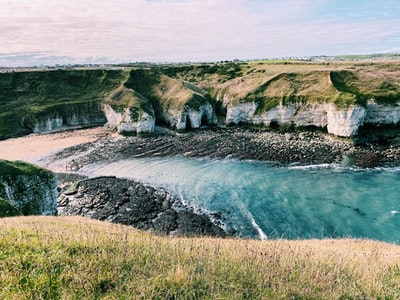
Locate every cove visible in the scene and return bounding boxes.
[79,157,400,243]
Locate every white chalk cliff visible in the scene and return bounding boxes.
[164,103,218,131]
[364,100,400,125]
[23,102,106,133]
[224,99,398,137]
[0,167,58,216]
[103,104,155,134]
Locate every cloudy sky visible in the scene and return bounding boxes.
[1,0,400,66]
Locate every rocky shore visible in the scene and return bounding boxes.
[57,174,226,237]
[51,126,400,169]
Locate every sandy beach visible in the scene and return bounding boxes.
[0,127,113,162]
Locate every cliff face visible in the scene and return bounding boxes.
[22,101,107,133]
[224,100,400,137]
[225,101,369,136]
[103,86,156,135]
[1,63,399,138]
[0,160,57,216]
[215,68,400,137]
[155,78,218,131]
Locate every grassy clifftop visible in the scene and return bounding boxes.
[0,159,53,177]
[0,69,129,139]
[167,61,400,110]
[1,61,400,139]
[1,216,400,299]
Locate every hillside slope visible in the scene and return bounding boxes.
[1,216,400,299]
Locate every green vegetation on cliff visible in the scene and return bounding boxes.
[0,160,56,216]
[0,69,128,139]
[0,160,54,177]
[1,61,400,139]
[1,216,400,299]
[0,197,21,217]
[104,86,155,121]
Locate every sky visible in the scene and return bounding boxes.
[1,0,400,66]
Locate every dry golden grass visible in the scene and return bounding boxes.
[1,216,400,299]
[197,61,400,109]
[155,75,194,110]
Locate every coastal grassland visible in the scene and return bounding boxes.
[180,60,400,111]
[1,216,400,299]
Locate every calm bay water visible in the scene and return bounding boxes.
[80,157,400,243]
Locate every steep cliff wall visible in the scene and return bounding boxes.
[225,102,364,136]
[217,68,400,136]
[0,160,57,216]
[21,101,107,133]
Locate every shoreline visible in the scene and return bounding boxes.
[37,126,400,171]
[1,125,400,170]
[1,126,400,238]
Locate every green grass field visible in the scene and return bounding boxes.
[1,216,400,299]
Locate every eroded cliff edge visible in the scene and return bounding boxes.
[1,61,399,139]
[0,160,57,216]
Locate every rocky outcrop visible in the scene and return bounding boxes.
[326,104,366,136]
[103,87,156,135]
[163,103,217,131]
[0,160,58,215]
[58,175,226,237]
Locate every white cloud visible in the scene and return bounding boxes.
[0,0,399,65]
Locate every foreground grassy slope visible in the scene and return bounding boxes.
[1,216,400,299]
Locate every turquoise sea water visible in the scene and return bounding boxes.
[80,157,400,243]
